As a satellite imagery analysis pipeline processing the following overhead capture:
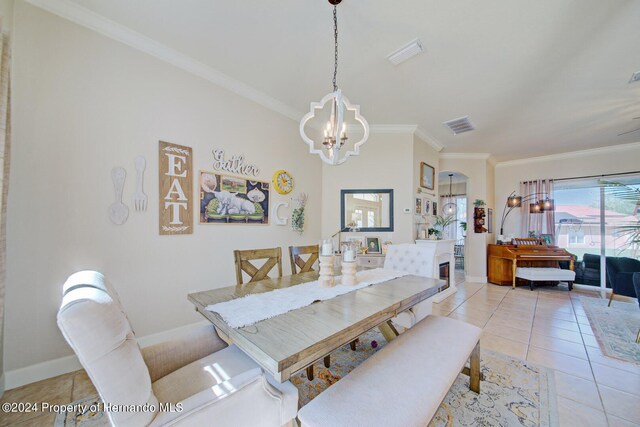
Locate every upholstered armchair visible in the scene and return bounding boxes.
[605,257,640,306]
[383,244,437,329]
[57,271,298,427]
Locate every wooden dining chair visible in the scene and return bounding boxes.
[234,247,283,285]
[288,244,320,275]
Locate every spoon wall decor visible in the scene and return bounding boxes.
[108,167,129,225]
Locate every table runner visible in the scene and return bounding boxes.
[206,268,408,328]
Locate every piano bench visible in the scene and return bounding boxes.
[515,267,576,291]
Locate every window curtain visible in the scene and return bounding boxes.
[520,179,555,239]
[0,24,11,396]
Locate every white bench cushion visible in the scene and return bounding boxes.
[297,316,482,427]
[516,267,575,281]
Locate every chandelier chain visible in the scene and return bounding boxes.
[333,6,338,92]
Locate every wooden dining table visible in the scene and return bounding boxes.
[188,270,443,383]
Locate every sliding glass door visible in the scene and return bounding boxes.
[554,175,640,289]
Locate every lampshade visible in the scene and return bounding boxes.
[507,195,522,207]
[542,198,555,210]
[529,202,542,213]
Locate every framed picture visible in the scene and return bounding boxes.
[199,171,270,224]
[540,233,554,245]
[420,162,435,190]
[365,237,381,254]
[432,201,438,215]
[423,199,431,214]
[415,197,422,214]
[487,208,493,233]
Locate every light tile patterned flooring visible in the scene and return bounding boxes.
[1,275,638,426]
[434,275,640,427]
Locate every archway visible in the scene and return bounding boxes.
[438,171,469,281]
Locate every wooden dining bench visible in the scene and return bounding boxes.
[297,315,483,427]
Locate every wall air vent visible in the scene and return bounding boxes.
[387,39,424,66]
[443,116,475,135]
[629,71,640,83]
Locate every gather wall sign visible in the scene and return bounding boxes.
[212,149,260,177]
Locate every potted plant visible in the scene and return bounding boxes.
[473,199,486,208]
[602,181,640,258]
[431,215,455,240]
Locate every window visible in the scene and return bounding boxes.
[568,229,584,245]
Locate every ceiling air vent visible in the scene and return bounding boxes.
[443,116,475,135]
[387,39,424,66]
[629,71,640,83]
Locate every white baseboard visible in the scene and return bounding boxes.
[4,320,209,391]
[4,354,81,391]
[465,275,488,283]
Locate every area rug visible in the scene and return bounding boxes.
[580,296,640,364]
[55,330,558,427]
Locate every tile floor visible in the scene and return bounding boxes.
[1,276,639,426]
[433,277,640,427]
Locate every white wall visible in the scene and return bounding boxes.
[321,133,416,244]
[495,143,640,237]
[5,2,322,375]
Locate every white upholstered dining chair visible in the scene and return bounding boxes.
[57,271,298,427]
[383,243,437,330]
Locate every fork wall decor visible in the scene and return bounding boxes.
[133,155,148,211]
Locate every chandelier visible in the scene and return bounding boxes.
[442,174,457,215]
[299,0,369,165]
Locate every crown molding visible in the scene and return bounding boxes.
[369,124,418,134]
[24,0,304,121]
[495,141,640,168]
[354,125,445,152]
[414,126,444,152]
[440,152,492,160]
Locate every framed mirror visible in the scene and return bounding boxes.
[340,189,394,232]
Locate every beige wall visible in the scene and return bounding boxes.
[321,133,416,244]
[495,143,640,238]
[0,0,13,31]
[5,2,322,373]
[413,135,441,238]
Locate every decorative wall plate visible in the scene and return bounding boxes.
[272,169,294,195]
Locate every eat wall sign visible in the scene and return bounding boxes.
[159,141,193,235]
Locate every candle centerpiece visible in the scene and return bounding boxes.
[319,239,336,287]
[341,241,358,286]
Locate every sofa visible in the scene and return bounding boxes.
[574,253,606,287]
[574,254,640,294]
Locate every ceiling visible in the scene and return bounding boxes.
[48,0,640,161]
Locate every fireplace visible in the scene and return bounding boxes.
[439,262,450,291]
[415,239,458,302]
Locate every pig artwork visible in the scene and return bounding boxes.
[200,171,270,224]
[213,191,256,215]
